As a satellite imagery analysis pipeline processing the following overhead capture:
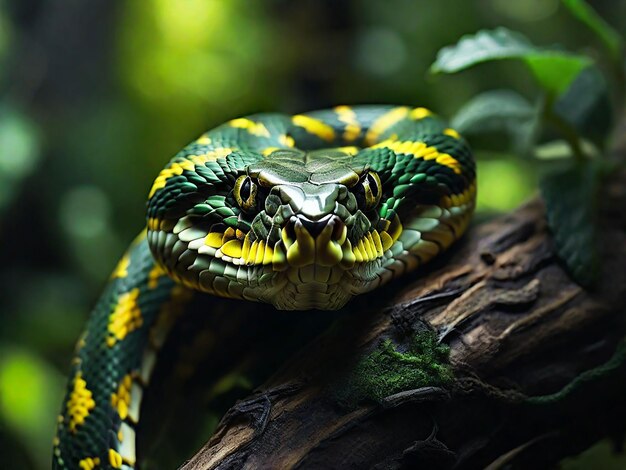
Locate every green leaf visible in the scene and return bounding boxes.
[431,27,592,94]
[451,89,538,154]
[431,28,535,73]
[561,0,623,62]
[524,53,593,96]
[540,159,603,287]
[554,66,613,145]
[452,89,534,132]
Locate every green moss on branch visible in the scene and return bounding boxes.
[334,330,453,407]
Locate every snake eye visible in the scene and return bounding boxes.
[354,170,382,211]
[234,175,258,212]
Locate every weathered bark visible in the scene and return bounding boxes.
[180,164,626,468]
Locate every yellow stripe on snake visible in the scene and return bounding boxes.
[53,105,476,469]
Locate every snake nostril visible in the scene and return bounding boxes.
[289,215,345,239]
[299,218,327,237]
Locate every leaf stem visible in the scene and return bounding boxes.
[543,93,586,162]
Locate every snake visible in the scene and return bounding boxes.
[52,105,475,469]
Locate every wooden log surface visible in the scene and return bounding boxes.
[180,161,626,469]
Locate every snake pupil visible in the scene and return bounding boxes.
[241,177,252,201]
[234,175,258,212]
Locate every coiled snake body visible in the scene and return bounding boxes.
[53,105,476,469]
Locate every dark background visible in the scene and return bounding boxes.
[0,1,624,468]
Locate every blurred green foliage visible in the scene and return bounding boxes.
[0,0,625,468]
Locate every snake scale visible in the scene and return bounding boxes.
[53,105,476,469]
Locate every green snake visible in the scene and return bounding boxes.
[53,105,475,469]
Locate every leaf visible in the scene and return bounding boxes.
[431,28,535,73]
[451,89,534,132]
[554,66,613,145]
[540,159,603,287]
[524,54,593,97]
[451,89,538,154]
[431,27,592,94]
[561,0,623,62]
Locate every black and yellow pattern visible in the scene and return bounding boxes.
[54,105,475,468]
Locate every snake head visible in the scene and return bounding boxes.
[146,114,475,310]
[146,147,386,309]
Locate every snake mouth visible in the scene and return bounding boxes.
[279,214,349,269]
[194,212,401,272]
[151,207,403,306]
[154,209,403,295]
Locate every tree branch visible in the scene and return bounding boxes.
[180,160,626,469]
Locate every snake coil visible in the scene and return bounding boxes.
[53,105,475,469]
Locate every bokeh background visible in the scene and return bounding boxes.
[0,1,624,468]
